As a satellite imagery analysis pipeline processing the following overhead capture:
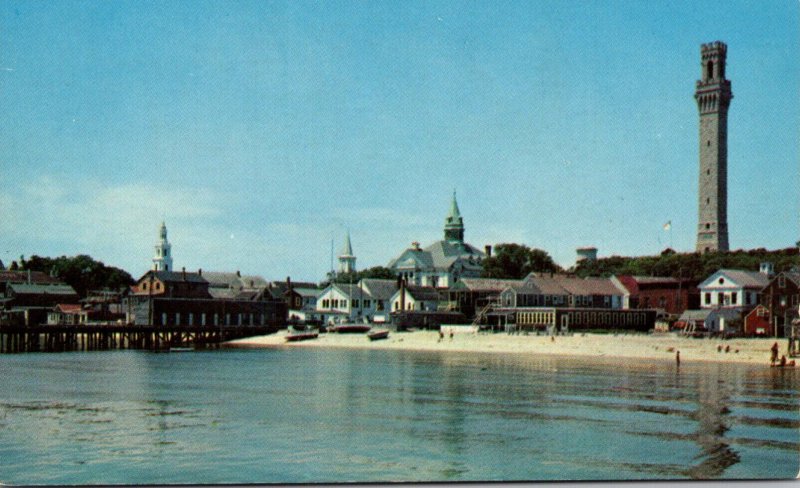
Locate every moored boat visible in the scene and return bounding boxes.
[331,324,371,334]
[367,329,389,341]
[285,331,319,342]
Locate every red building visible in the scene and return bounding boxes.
[744,305,771,336]
[760,271,800,338]
[613,275,699,315]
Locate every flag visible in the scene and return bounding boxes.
[663,221,672,231]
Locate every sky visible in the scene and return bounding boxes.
[1,0,798,282]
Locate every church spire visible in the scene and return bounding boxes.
[338,230,356,274]
[444,190,465,243]
[153,221,173,272]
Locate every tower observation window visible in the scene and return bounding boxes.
[707,61,714,79]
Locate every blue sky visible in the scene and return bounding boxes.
[1,1,798,281]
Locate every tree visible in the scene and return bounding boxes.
[22,254,134,297]
[327,266,397,286]
[481,243,561,279]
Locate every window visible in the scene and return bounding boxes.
[731,292,737,305]
[718,278,724,285]
[352,299,358,308]
[718,292,725,305]
[778,275,786,288]
[706,224,711,230]
[705,293,711,305]
[658,297,666,308]
[364,299,371,308]
[176,313,181,324]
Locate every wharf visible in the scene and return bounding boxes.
[0,324,274,353]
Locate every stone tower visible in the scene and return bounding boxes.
[338,230,356,274]
[444,191,465,243]
[695,41,733,253]
[153,221,173,272]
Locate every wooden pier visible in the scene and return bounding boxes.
[0,324,274,353]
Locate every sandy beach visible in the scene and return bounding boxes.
[227,329,793,366]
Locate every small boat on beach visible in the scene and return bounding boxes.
[367,329,389,341]
[285,331,319,342]
[331,324,371,334]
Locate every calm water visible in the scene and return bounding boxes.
[0,346,797,484]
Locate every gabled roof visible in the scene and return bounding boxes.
[293,287,323,298]
[699,269,771,290]
[55,303,83,313]
[522,275,570,296]
[452,277,524,292]
[9,283,79,296]
[359,279,398,300]
[774,271,800,287]
[202,271,268,290]
[325,283,374,301]
[388,240,485,272]
[0,270,62,285]
[140,270,208,284]
[403,286,440,302]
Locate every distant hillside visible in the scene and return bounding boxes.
[574,248,800,283]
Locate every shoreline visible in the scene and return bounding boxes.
[227,330,794,366]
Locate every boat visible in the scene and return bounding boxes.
[367,329,389,341]
[285,331,319,342]
[331,324,371,334]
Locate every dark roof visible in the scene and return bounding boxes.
[141,270,208,284]
[0,271,62,285]
[453,278,524,292]
[404,286,440,301]
[360,279,398,300]
[9,283,79,296]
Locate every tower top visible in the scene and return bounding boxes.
[340,230,354,258]
[153,221,173,272]
[338,230,356,274]
[444,190,465,243]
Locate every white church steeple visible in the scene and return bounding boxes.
[153,221,173,272]
[338,230,356,274]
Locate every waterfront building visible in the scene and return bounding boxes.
[698,269,770,309]
[390,285,441,312]
[388,192,486,289]
[153,221,174,271]
[611,275,700,315]
[201,270,270,300]
[314,278,398,324]
[695,41,733,253]
[126,269,286,328]
[315,283,372,324]
[760,270,800,337]
[743,305,771,336]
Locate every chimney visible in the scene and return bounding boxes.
[484,245,492,257]
[236,270,241,277]
[400,277,406,312]
[182,267,186,281]
[198,268,202,276]
[286,276,292,292]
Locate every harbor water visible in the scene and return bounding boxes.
[0,347,797,484]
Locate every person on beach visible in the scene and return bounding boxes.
[449,330,454,340]
[676,350,680,366]
[770,342,779,365]
[779,355,787,368]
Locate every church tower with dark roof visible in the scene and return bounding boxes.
[444,191,465,243]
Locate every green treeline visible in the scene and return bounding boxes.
[10,255,135,298]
